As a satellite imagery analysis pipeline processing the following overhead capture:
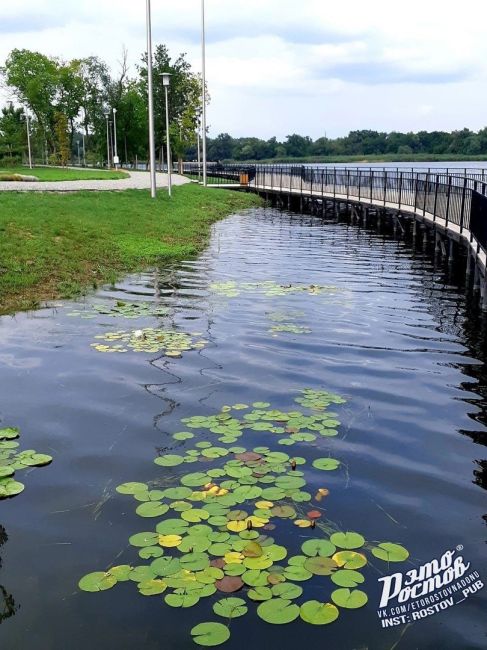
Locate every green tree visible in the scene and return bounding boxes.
[0,103,25,164]
[54,112,70,166]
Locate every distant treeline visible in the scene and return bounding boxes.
[205,129,487,162]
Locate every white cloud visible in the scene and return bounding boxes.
[1,0,487,138]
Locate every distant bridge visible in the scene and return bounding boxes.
[183,163,487,309]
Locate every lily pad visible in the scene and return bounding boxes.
[371,543,409,562]
[78,571,117,592]
[191,622,230,647]
[301,539,336,557]
[330,532,365,550]
[213,597,248,618]
[299,601,339,625]
[331,569,365,588]
[331,588,368,609]
[312,458,341,471]
[257,598,300,624]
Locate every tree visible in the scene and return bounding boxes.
[0,103,25,164]
[54,112,70,166]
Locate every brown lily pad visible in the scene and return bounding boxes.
[235,452,262,462]
[307,510,322,519]
[215,576,244,593]
[211,558,225,569]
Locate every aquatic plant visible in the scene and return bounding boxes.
[210,280,344,299]
[0,427,52,499]
[269,324,311,335]
[79,390,409,646]
[68,300,170,320]
[91,329,208,356]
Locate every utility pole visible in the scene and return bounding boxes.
[146,0,157,198]
[201,0,207,186]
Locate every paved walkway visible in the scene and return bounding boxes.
[0,170,190,192]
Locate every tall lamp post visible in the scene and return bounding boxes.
[77,140,81,166]
[161,72,172,198]
[146,0,157,198]
[25,112,32,169]
[112,107,119,168]
[201,0,207,186]
[104,111,111,168]
[82,133,86,167]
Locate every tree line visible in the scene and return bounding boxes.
[206,129,487,162]
[0,47,203,167]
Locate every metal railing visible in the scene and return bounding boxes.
[182,163,487,257]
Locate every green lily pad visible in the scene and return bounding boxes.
[78,571,117,592]
[300,601,339,625]
[213,597,248,618]
[371,543,409,562]
[271,583,303,599]
[155,454,185,467]
[138,578,167,596]
[312,458,341,471]
[331,588,368,609]
[301,539,336,557]
[191,622,230,647]
[331,569,365,588]
[165,593,199,608]
[0,478,25,498]
[304,556,338,576]
[248,586,273,601]
[257,598,300,624]
[0,428,20,440]
[330,532,365,550]
[135,502,169,518]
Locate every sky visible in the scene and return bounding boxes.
[1,0,487,139]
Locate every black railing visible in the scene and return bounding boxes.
[181,162,487,256]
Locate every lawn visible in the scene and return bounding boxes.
[0,184,262,315]
[0,167,129,181]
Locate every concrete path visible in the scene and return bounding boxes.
[0,170,190,192]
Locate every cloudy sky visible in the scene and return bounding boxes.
[1,0,487,139]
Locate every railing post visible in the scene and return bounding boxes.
[333,168,336,200]
[370,170,373,201]
[321,168,324,196]
[423,173,429,216]
[280,166,283,193]
[445,175,452,228]
[383,171,387,207]
[471,181,478,242]
[459,176,467,234]
[346,170,350,200]
[398,171,403,209]
[310,168,314,195]
[413,173,419,212]
[300,166,304,195]
[433,175,439,223]
[358,170,361,201]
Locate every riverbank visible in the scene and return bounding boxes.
[0,184,261,315]
[226,154,487,165]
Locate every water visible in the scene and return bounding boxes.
[0,207,485,649]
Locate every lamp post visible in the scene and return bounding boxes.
[161,72,172,198]
[77,140,81,166]
[201,0,207,186]
[112,107,119,168]
[104,111,111,168]
[146,0,157,198]
[25,112,32,169]
[82,133,86,167]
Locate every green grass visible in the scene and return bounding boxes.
[0,184,262,314]
[0,167,129,181]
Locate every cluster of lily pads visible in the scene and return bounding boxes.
[91,329,208,356]
[68,300,170,320]
[79,390,409,646]
[0,427,52,499]
[266,311,311,337]
[210,281,343,299]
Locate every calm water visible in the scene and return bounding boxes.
[0,207,485,649]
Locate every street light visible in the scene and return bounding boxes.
[112,107,119,168]
[104,111,111,169]
[201,0,207,186]
[25,111,32,169]
[77,140,81,166]
[82,133,86,167]
[161,72,172,198]
[146,0,157,198]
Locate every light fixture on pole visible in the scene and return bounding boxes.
[161,72,172,198]
[146,0,157,198]
[112,107,119,168]
[25,111,32,169]
[104,111,111,169]
[201,0,207,186]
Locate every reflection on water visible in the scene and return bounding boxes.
[0,207,485,649]
[0,526,17,625]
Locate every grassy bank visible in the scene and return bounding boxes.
[0,184,261,315]
[226,154,487,165]
[0,167,128,181]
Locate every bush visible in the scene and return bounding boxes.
[0,156,22,168]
